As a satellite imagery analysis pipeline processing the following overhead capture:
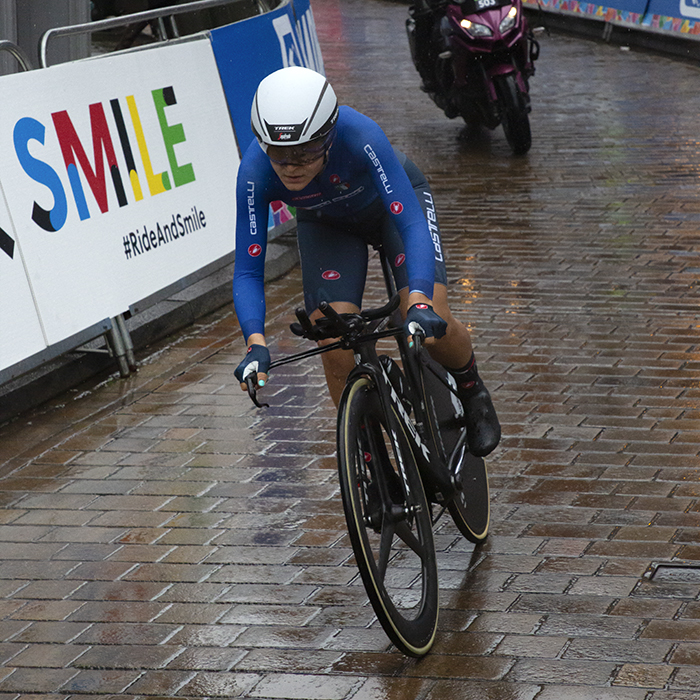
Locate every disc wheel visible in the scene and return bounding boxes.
[416,359,490,544]
[496,73,531,155]
[446,434,490,543]
[337,377,438,657]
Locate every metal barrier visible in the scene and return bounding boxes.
[0,40,33,71]
[2,0,276,383]
[40,0,275,68]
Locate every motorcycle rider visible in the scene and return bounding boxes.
[232,66,500,458]
[409,0,446,93]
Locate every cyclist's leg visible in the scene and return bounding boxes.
[392,158,501,456]
[297,215,368,406]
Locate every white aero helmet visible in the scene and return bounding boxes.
[251,66,338,151]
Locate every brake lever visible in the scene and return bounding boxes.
[295,307,315,337]
[245,374,269,409]
[319,301,354,333]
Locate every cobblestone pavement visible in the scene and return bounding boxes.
[1,0,700,697]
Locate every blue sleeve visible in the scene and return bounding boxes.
[347,111,436,297]
[233,143,272,340]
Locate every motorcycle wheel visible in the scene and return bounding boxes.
[495,74,531,156]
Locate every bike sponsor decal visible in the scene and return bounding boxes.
[322,269,340,280]
[395,253,405,267]
[248,243,262,257]
[423,191,444,262]
[380,364,430,462]
[363,144,393,195]
[390,201,403,215]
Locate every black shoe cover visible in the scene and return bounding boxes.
[462,387,501,457]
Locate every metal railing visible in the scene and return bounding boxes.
[0,40,33,71]
[40,0,274,67]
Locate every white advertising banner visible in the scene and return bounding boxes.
[0,188,46,372]
[0,37,239,346]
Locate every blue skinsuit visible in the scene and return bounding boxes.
[233,105,444,340]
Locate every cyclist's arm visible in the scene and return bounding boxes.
[233,147,273,346]
[354,114,436,299]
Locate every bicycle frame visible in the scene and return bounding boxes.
[249,244,462,510]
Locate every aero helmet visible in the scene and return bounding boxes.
[251,66,338,152]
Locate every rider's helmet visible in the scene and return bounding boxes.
[251,66,338,156]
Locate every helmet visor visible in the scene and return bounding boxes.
[265,131,334,167]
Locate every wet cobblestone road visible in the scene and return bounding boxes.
[2,0,700,697]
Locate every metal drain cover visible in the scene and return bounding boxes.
[649,564,700,582]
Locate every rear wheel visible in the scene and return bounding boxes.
[496,73,531,155]
[416,354,490,544]
[446,436,490,543]
[337,377,438,657]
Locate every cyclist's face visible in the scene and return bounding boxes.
[267,139,328,191]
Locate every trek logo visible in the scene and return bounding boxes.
[380,363,430,462]
[363,144,393,195]
[390,201,403,215]
[14,85,196,233]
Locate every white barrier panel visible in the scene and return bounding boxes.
[0,190,47,371]
[0,36,239,351]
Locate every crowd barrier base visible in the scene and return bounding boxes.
[0,222,298,427]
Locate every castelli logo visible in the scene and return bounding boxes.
[322,270,340,280]
[416,304,429,309]
[330,174,341,184]
[395,253,405,267]
[390,201,403,215]
[248,244,262,257]
[364,452,372,463]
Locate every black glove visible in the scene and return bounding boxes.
[234,344,271,385]
[404,303,447,340]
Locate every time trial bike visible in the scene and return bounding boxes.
[244,244,490,657]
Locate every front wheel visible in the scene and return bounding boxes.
[496,73,532,155]
[337,377,439,657]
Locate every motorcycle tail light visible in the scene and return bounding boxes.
[460,18,493,37]
[499,6,518,33]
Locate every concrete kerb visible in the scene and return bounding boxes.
[0,222,299,427]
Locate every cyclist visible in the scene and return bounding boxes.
[233,66,500,457]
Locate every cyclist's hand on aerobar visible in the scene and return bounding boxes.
[405,303,447,344]
[235,344,271,392]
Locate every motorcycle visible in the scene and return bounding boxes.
[406,0,539,155]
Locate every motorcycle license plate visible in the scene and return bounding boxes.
[456,0,512,14]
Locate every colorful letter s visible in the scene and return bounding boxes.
[13,117,68,232]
